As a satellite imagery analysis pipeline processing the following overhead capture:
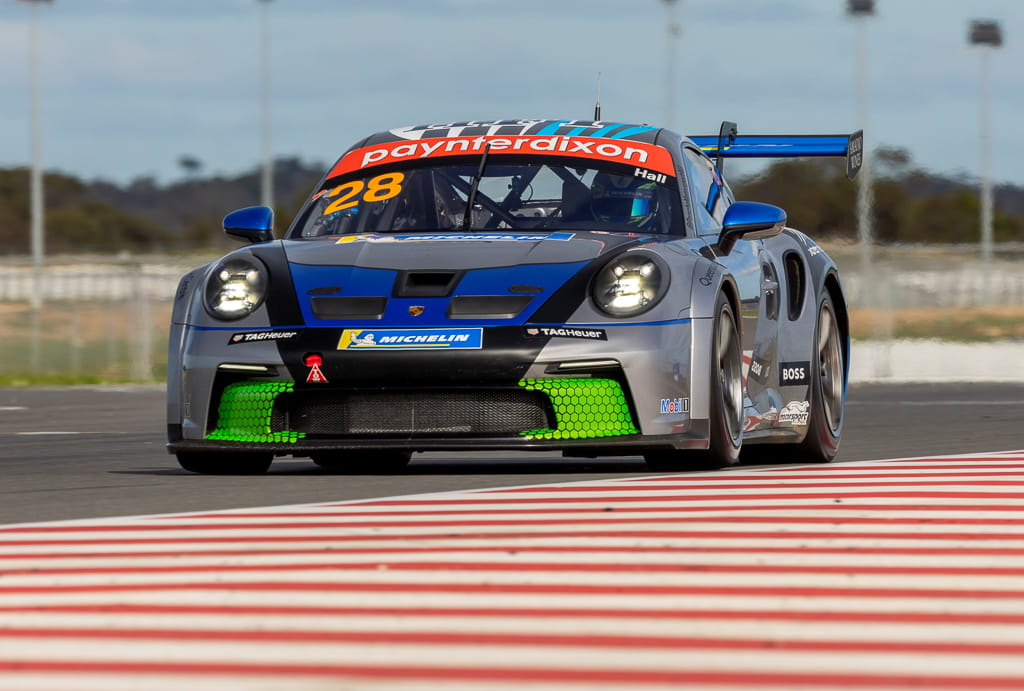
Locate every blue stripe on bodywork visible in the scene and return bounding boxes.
[536,120,570,135]
[287,261,591,328]
[608,125,657,139]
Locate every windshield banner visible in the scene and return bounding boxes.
[327,135,676,180]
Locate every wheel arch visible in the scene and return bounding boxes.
[822,270,850,386]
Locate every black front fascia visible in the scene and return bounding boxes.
[276,325,550,387]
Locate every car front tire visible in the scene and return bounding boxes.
[797,290,845,461]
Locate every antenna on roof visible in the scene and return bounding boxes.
[594,72,602,121]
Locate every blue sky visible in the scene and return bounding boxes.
[1,0,1022,186]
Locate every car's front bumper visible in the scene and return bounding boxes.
[168,320,704,456]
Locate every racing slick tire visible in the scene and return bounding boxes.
[176,451,273,475]
[645,291,743,471]
[311,451,413,474]
[796,290,845,462]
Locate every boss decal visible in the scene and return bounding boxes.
[338,328,483,350]
[780,361,811,386]
[229,330,300,345]
[525,326,607,341]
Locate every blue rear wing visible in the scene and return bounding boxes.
[690,130,864,180]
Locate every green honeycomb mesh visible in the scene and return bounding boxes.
[518,378,638,440]
[206,381,305,444]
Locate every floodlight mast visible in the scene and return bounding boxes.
[969,20,1002,266]
[661,0,681,129]
[19,0,53,311]
[846,0,874,287]
[259,0,273,210]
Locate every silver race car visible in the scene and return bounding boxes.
[167,119,860,473]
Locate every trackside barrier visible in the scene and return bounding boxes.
[0,249,1021,381]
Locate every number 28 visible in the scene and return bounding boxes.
[322,173,405,215]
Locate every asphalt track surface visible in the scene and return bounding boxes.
[1,382,1022,525]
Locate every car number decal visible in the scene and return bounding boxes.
[321,172,405,215]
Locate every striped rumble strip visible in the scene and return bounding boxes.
[3,451,1024,690]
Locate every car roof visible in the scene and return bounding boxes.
[358,119,672,148]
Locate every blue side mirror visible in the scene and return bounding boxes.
[223,206,275,244]
[716,201,786,255]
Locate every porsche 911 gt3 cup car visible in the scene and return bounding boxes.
[167,119,860,474]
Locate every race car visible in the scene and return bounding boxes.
[167,118,859,474]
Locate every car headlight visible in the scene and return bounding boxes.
[204,257,268,320]
[591,252,668,317]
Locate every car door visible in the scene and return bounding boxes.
[680,147,763,349]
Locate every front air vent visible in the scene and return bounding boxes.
[394,271,462,297]
[447,295,534,319]
[310,296,387,319]
[276,389,553,437]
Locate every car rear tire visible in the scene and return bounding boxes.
[176,452,273,475]
[797,291,845,462]
[311,450,413,474]
[644,291,743,471]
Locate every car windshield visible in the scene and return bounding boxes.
[292,155,683,238]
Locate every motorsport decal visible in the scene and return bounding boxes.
[659,397,689,414]
[336,233,575,244]
[228,330,300,345]
[327,135,676,179]
[777,400,810,426]
[780,361,811,386]
[337,328,483,350]
[524,326,607,341]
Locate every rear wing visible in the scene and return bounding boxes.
[690,125,863,180]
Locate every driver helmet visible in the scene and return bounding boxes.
[590,172,658,227]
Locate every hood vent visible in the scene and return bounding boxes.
[447,295,534,319]
[310,296,387,320]
[394,270,462,297]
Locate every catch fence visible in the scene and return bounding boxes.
[0,247,1021,382]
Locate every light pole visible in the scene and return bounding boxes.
[662,0,681,129]
[20,0,53,310]
[259,0,273,210]
[846,0,874,280]
[968,20,1002,266]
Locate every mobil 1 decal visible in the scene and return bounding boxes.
[779,361,811,386]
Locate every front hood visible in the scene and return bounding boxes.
[281,231,646,270]
[278,231,661,328]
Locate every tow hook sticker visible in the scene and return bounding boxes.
[304,354,328,384]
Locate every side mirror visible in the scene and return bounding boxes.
[223,206,274,244]
[715,201,786,255]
